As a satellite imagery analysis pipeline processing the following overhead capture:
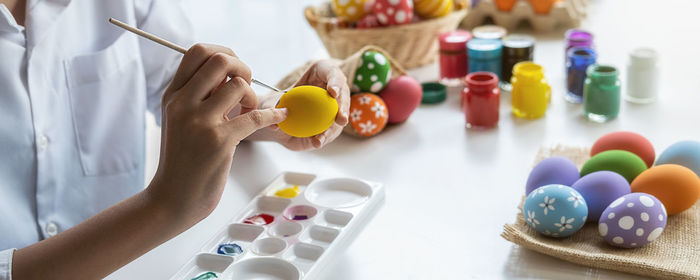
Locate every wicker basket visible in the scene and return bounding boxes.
[305,1,469,69]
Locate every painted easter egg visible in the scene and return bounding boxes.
[413,0,453,19]
[571,171,630,222]
[356,14,381,29]
[276,86,338,138]
[333,0,369,23]
[525,156,580,196]
[656,140,700,177]
[373,0,413,26]
[598,193,667,248]
[580,150,647,183]
[523,184,588,238]
[591,131,655,167]
[354,51,392,93]
[630,164,700,215]
[348,93,389,137]
[379,76,423,124]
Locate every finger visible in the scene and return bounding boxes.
[169,44,237,91]
[228,108,288,140]
[333,84,350,126]
[325,69,346,99]
[204,77,258,118]
[182,53,252,102]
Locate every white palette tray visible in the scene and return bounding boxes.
[171,172,385,280]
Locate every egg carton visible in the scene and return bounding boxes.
[461,0,588,32]
[171,172,386,280]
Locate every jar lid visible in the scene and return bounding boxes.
[467,38,503,59]
[629,48,658,68]
[472,25,507,40]
[502,34,535,57]
[421,82,447,104]
[439,30,472,52]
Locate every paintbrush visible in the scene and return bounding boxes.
[108,17,284,93]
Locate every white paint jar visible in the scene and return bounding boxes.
[625,48,659,104]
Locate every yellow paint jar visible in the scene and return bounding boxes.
[510,62,550,119]
[276,85,338,138]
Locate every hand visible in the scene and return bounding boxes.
[149,44,287,221]
[249,60,350,151]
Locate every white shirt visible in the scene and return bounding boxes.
[0,0,192,277]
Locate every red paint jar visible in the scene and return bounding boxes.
[463,72,500,128]
[439,30,471,86]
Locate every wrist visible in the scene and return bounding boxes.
[143,177,212,229]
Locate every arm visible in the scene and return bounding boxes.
[12,44,287,280]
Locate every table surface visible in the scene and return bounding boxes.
[108,0,700,279]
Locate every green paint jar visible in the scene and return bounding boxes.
[583,65,621,122]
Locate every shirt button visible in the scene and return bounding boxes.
[45,222,59,237]
[38,135,49,151]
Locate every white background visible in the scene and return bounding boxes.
[109,0,700,279]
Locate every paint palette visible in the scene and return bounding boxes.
[171,172,385,280]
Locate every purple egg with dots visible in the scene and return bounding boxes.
[572,171,631,222]
[525,156,580,195]
[598,193,667,248]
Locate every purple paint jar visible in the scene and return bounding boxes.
[564,29,593,69]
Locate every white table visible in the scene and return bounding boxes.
[108,0,700,278]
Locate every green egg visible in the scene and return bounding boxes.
[581,150,648,183]
[353,51,392,93]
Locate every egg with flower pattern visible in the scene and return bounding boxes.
[523,184,588,238]
[348,93,388,137]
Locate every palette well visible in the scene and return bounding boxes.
[171,172,385,280]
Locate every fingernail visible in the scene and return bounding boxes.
[331,86,340,97]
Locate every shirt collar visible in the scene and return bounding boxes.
[25,0,72,49]
[0,4,24,33]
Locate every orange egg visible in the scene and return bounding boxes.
[630,164,700,215]
[349,93,388,137]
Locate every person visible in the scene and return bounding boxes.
[0,0,350,279]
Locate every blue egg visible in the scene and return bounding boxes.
[656,140,700,177]
[523,184,588,238]
[525,157,580,195]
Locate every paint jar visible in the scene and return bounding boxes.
[584,64,621,122]
[472,25,507,40]
[625,48,659,104]
[467,38,502,78]
[463,72,500,128]
[438,30,472,87]
[511,62,550,119]
[566,47,597,103]
[564,29,593,67]
[501,34,535,92]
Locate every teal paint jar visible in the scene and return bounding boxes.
[583,65,621,122]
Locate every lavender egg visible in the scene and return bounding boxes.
[598,193,667,248]
[526,157,580,195]
[572,171,631,222]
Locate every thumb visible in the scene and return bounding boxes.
[228,108,288,140]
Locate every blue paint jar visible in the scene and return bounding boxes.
[566,47,597,103]
[467,38,502,78]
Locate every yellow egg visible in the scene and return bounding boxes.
[414,0,453,19]
[333,0,368,23]
[276,86,338,138]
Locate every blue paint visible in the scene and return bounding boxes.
[217,243,243,256]
[566,47,597,103]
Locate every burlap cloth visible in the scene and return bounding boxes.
[502,145,700,279]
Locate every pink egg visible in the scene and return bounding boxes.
[379,75,423,123]
[373,0,413,26]
[357,14,381,29]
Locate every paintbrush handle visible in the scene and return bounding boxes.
[108,18,283,93]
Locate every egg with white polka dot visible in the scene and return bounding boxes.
[354,51,392,93]
[598,193,667,248]
[373,0,413,26]
[523,184,588,238]
[333,0,369,23]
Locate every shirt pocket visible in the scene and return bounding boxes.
[64,32,146,176]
